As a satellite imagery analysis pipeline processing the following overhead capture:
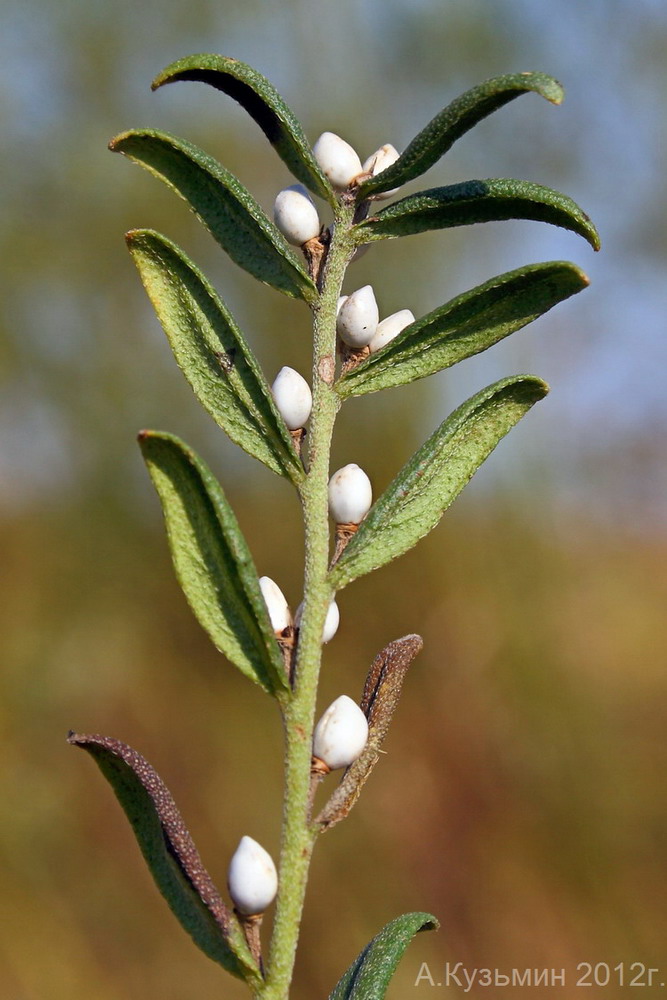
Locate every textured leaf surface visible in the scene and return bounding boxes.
[328,912,438,1000]
[110,129,317,302]
[139,431,289,694]
[127,230,303,483]
[329,376,548,589]
[317,635,423,830]
[356,71,563,200]
[152,53,335,206]
[354,178,600,250]
[67,733,260,983]
[336,262,587,398]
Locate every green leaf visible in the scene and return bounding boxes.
[139,431,289,695]
[357,71,564,200]
[67,732,260,985]
[109,129,318,302]
[354,178,600,251]
[152,53,335,207]
[328,912,438,1000]
[329,376,548,589]
[336,262,588,398]
[127,229,304,484]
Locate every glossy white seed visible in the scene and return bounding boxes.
[336,285,379,348]
[312,695,369,770]
[313,132,363,189]
[227,836,278,916]
[271,367,312,430]
[369,309,415,353]
[336,294,348,315]
[259,576,291,632]
[322,600,341,643]
[295,599,340,643]
[328,464,372,524]
[362,143,401,199]
[273,184,321,245]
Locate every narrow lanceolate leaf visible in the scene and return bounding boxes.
[109,129,317,302]
[67,733,260,985]
[127,230,304,484]
[152,53,335,206]
[356,71,563,200]
[329,376,548,589]
[317,635,423,831]
[139,431,289,695]
[336,262,588,398]
[328,912,438,1000]
[354,179,600,251]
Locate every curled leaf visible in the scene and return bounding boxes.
[127,229,304,483]
[316,635,423,830]
[336,261,588,398]
[139,431,289,695]
[328,911,438,1000]
[67,732,260,984]
[354,178,600,251]
[152,53,335,205]
[356,71,564,200]
[329,376,549,590]
[109,128,317,302]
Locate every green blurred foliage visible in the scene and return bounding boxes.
[1,0,667,998]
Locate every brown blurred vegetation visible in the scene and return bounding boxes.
[1,1,667,998]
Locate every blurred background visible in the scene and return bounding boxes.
[1,0,666,997]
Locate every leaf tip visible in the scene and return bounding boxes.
[108,131,133,154]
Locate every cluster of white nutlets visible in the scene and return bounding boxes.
[337,287,414,354]
[273,131,400,249]
[228,131,409,926]
[258,574,340,644]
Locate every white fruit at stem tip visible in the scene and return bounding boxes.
[312,695,369,770]
[336,285,379,348]
[271,367,312,430]
[227,836,278,916]
[273,184,321,246]
[259,576,291,632]
[313,132,363,189]
[369,309,415,353]
[328,464,372,524]
[295,598,340,643]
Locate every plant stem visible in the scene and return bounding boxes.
[260,205,357,1000]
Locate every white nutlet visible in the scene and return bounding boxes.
[273,184,321,246]
[362,143,401,199]
[295,599,340,643]
[369,309,415,353]
[313,131,363,190]
[328,464,372,525]
[312,695,369,771]
[271,367,312,430]
[227,836,278,916]
[259,576,291,633]
[336,285,379,348]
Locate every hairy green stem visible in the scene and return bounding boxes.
[259,206,357,1000]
